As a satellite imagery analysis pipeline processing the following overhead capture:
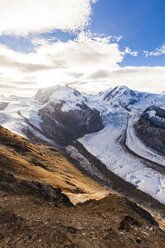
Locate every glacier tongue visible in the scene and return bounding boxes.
[79,114,165,204]
[79,87,165,205]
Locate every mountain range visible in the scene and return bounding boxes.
[0,85,165,204]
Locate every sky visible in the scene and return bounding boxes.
[0,0,165,96]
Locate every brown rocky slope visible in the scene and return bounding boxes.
[0,170,165,248]
[0,126,165,247]
[0,125,109,203]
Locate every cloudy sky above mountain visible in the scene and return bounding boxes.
[0,0,165,96]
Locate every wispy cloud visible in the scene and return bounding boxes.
[78,66,165,93]
[144,44,165,57]
[124,47,138,57]
[0,0,96,36]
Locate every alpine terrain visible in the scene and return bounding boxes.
[0,85,165,247]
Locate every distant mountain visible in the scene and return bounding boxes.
[102,86,139,109]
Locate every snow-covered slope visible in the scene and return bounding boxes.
[0,86,87,138]
[0,86,103,146]
[0,95,58,146]
[0,85,165,204]
[35,85,87,112]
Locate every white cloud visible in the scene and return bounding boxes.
[0,0,163,96]
[0,0,95,36]
[0,32,123,95]
[144,44,165,57]
[124,47,138,57]
[79,66,165,93]
[0,32,164,96]
[114,36,123,42]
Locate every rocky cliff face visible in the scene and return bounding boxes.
[39,102,103,145]
[136,105,165,155]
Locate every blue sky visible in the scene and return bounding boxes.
[90,0,165,66]
[91,0,165,50]
[0,0,164,95]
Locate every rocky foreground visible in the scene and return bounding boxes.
[0,171,165,248]
[0,125,165,247]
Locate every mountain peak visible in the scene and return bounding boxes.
[35,85,81,104]
[102,85,137,108]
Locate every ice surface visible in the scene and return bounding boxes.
[0,95,42,137]
[80,117,165,204]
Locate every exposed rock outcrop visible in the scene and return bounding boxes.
[136,105,165,155]
[0,102,8,110]
[39,102,103,145]
[0,171,73,207]
[20,180,73,207]
[35,86,103,146]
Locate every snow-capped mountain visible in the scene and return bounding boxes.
[36,86,103,145]
[0,85,165,205]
